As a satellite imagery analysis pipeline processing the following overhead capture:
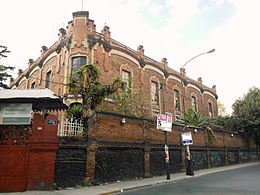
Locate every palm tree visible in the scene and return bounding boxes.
[67,103,83,121]
[67,64,125,119]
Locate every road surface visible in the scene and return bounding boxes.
[118,164,260,195]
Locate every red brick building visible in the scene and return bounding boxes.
[10,11,218,119]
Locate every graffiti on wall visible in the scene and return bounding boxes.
[250,152,258,161]
[227,151,239,165]
[239,151,249,162]
[192,151,208,170]
[211,151,224,167]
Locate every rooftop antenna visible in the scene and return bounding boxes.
[81,0,84,11]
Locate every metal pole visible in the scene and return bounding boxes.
[180,49,215,176]
[186,145,194,176]
[161,80,170,180]
[165,131,170,180]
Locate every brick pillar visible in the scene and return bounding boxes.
[86,138,98,181]
[27,113,59,190]
[144,143,151,177]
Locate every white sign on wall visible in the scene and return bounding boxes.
[157,113,172,132]
[0,103,32,125]
[181,132,193,145]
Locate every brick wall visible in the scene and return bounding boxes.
[27,113,59,190]
[84,112,258,182]
[54,139,86,188]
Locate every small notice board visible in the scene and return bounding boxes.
[181,132,193,145]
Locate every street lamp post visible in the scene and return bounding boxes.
[180,49,215,176]
[181,49,215,69]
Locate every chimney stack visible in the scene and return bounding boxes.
[161,58,168,67]
[197,77,202,84]
[28,59,34,67]
[18,69,23,76]
[101,25,111,42]
[41,46,48,55]
[137,45,145,67]
[58,28,67,40]
[180,68,186,77]
[212,85,216,92]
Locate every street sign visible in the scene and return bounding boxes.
[157,113,172,132]
[181,132,193,145]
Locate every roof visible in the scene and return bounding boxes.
[0,89,68,111]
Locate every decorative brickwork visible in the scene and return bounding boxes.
[11,10,218,119]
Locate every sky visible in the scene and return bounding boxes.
[1,0,260,114]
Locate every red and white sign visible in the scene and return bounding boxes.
[157,113,172,132]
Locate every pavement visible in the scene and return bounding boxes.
[4,162,260,195]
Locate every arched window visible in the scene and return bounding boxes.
[174,89,181,112]
[71,56,87,74]
[31,82,36,89]
[208,102,213,117]
[191,96,197,112]
[121,70,131,91]
[151,81,160,116]
[45,71,51,89]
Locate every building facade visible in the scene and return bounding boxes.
[10,11,218,120]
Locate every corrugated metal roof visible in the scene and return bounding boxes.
[0,89,59,99]
[0,89,68,111]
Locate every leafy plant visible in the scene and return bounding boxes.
[67,103,83,121]
[178,109,215,144]
[99,87,151,119]
[67,64,125,119]
[0,45,15,89]
[232,87,260,146]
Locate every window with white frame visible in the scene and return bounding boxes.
[191,96,197,112]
